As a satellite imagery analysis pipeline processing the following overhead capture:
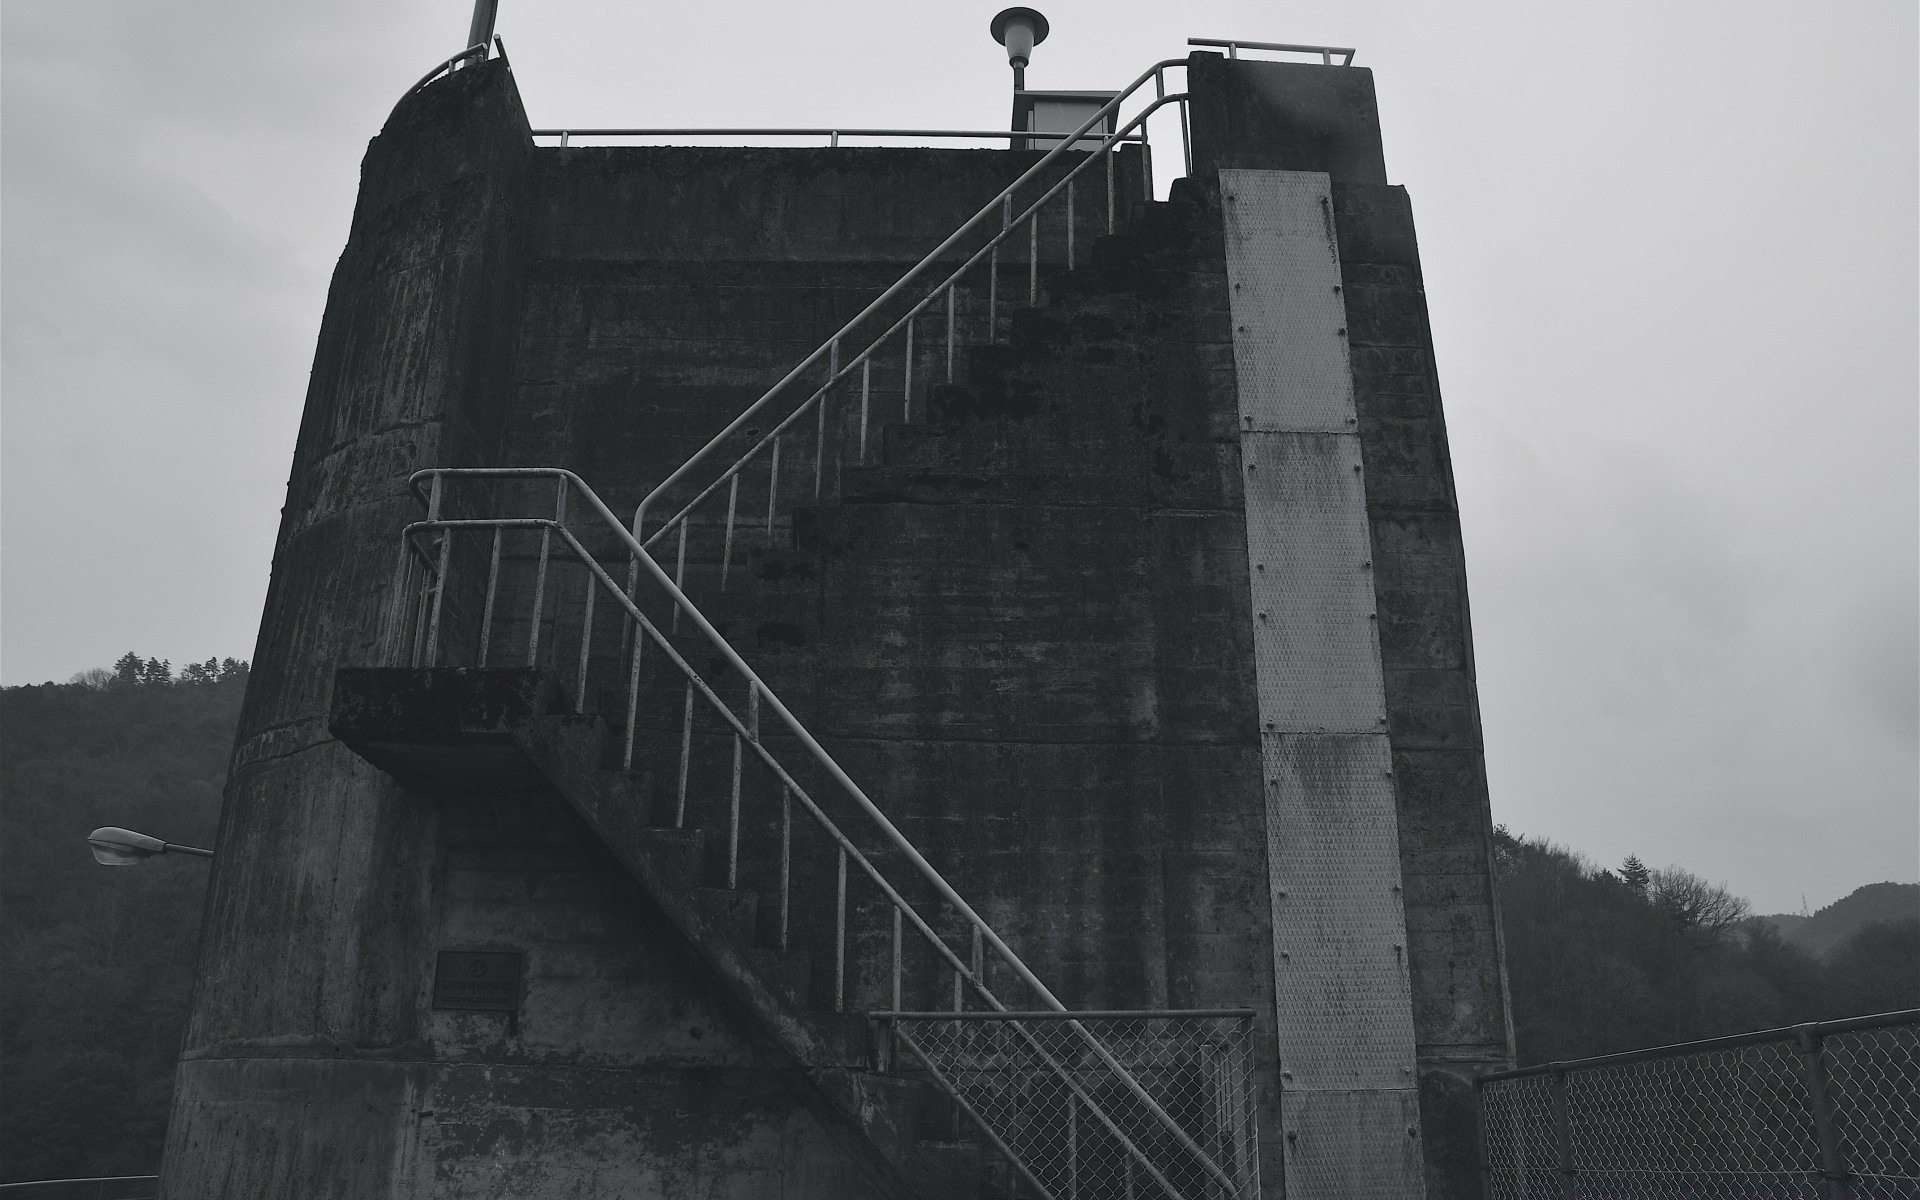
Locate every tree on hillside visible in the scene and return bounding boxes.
[1493,831,1916,1065]
[1620,854,1650,898]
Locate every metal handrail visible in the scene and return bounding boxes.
[1187,37,1357,65]
[628,56,1191,547]
[879,1009,1259,1020]
[635,88,1188,571]
[533,127,1145,148]
[403,41,490,98]
[394,466,1242,1197]
[1476,1007,1920,1083]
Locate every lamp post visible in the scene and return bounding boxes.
[990,7,1050,93]
[467,0,499,52]
[87,826,213,866]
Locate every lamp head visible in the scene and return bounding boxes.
[88,826,166,867]
[990,8,1050,71]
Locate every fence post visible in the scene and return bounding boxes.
[1795,1025,1852,1200]
[1550,1065,1574,1199]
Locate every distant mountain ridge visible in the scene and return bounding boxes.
[1760,882,1920,959]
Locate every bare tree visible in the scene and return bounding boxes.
[1651,867,1751,940]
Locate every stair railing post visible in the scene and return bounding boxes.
[904,318,915,420]
[777,784,791,949]
[478,527,502,667]
[719,474,739,590]
[859,358,872,462]
[622,619,644,770]
[528,519,552,666]
[575,562,596,711]
[675,681,694,827]
[891,904,903,1012]
[424,473,451,667]
[1106,148,1116,234]
[946,285,956,382]
[1028,210,1038,305]
[765,435,781,545]
[992,197,1006,330]
[1066,179,1075,269]
[1796,1025,1852,1200]
[815,340,836,501]
[1551,1064,1573,1199]
[670,520,687,633]
[834,845,849,1011]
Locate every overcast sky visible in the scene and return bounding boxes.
[3,0,1913,913]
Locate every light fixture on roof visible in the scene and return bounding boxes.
[990,8,1050,92]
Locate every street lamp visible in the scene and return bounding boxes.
[87,826,213,866]
[990,7,1050,93]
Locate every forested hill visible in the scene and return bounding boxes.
[1495,831,1919,1066]
[0,659,244,1182]
[1760,881,1920,958]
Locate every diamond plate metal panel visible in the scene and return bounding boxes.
[1226,167,1426,1200]
[1281,1089,1425,1200]
[1220,169,1355,433]
[1241,430,1385,733]
[1264,733,1416,1090]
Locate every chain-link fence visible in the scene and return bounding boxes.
[885,1010,1261,1200]
[1479,1010,1919,1199]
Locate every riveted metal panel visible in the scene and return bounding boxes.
[1263,732,1416,1088]
[1240,430,1383,734]
[1281,1089,1426,1200]
[1226,167,1426,1200]
[1220,169,1355,433]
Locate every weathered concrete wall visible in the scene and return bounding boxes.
[162,64,903,1200]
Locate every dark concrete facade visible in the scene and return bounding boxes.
[164,52,1509,1199]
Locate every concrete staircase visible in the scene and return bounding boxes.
[329,666,995,1200]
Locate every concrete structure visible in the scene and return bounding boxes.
[163,47,1511,1199]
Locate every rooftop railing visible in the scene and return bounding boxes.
[1186,38,1357,65]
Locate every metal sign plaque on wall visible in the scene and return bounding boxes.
[432,950,523,1012]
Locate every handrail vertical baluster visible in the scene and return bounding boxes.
[728,729,742,888]
[424,474,450,666]
[720,474,739,591]
[575,567,596,712]
[1177,97,1192,178]
[1066,179,1075,270]
[671,520,688,633]
[1106,148,1116,234]
[478,527,502,667]
[835,846,848,1012]
[904,318,915,420]
[622,625,644,769]
[891,904,903,1012]
[778,784,791,950]
[675,681,694,828]
[859,358,871,462]
[767,435,781,545]
[946,286,956,383]
[992,196,1007,331]
[1028,211,1038,305]
[528,524,551,665]
[816,340,837,501]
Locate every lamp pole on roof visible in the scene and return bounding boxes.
[467,0,500,53]
[990,8,1050,93]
